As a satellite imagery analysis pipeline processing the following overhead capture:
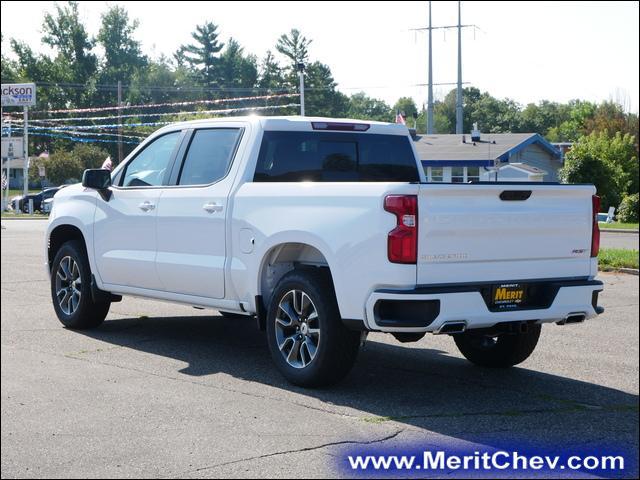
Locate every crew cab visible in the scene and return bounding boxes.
[45,116,604,387]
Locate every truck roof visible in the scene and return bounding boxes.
[157,116,410,136]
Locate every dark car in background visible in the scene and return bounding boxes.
[19,186,67,213]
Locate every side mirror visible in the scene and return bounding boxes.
[82,169,112,201]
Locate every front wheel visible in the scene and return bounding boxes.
[453,324,541,368]
[50,240,110,329]
[266,269,360,387]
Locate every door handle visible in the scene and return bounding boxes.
[138,201,155,212]
[203,202,223,214]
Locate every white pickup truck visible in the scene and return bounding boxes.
[45,116,604,387]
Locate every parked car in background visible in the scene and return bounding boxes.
[20,186,67,213]
[42,197,55,214]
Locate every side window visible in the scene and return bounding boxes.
[178,128,241,186]
[121,131,181,187]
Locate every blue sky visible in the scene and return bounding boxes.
[1,1,638,112]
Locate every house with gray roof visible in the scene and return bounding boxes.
[412,128,562,183]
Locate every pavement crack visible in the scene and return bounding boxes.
[175,429,405,477]
[6,344,360,421]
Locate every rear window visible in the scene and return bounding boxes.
[253,131,419,182]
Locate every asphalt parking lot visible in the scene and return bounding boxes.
[599,230,639,250]
[1,220,638,478]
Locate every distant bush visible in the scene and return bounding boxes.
[617,193,639,223]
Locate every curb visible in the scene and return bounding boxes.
[618,268,639,276]
[600,228,639,234]
[601,268,639,276]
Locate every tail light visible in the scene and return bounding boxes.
[591,195,600,257]
[384,195,418,264]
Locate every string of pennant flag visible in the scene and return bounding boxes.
[5,128,141,145]
[22,103,300,123]
[2,101,300,145]
[8,103,300,127]
[26,92,300,115]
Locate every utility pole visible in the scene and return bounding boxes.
[427,1,434,134]
[117,80,123,164]
[410,3,477,135]
[297,63,305,116]
[455,1,463,134]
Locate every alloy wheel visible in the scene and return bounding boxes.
[55,256,82,315]
[275,289,321,369]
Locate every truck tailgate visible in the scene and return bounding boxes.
[417,183,596,284]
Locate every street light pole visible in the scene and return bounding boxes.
[297,62,305,116]
[23,106,29,201]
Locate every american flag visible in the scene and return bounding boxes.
[1,172,7,191]
[395,112,406,125]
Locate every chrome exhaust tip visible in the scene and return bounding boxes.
[434,321,467,335]
[556,313,586,325]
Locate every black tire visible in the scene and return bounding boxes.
[50,240,110,329]
[453,324,541,368]
[266,268,360,387]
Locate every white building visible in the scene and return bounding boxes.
[481,163,547,182]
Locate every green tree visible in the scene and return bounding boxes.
[96,6,146,85]
[276,29,312,69]
[42,151,83,185]
[304,61,348,117]
[585,101,639,140]
[42,1,97,104]
[257,50,285,93]
[9,39,72,111]
[0,34,18,83]
[560,131,638,209]
[393,97,418,121]
[617,193,639,223]
[560,149,617,209]
[71,144,109,171]
[347,92,391,122]
[180,22,225,89]
[217,38,258,94]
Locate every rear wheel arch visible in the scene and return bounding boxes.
[257,242,336,311]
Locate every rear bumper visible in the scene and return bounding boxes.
[363,278,604,333]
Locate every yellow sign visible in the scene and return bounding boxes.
[494,287,524,302]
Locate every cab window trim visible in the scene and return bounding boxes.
[113,129,188,190]
[167,127,245,189]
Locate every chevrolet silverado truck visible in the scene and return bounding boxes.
[45,116,604,387]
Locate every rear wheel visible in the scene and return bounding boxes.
[50,240,110,329]
[266,269,360,387]
[453,324,541,368]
